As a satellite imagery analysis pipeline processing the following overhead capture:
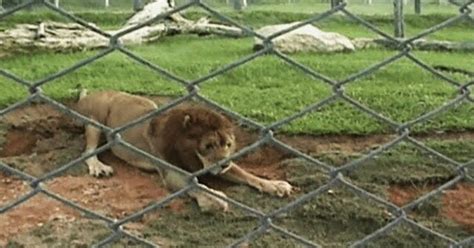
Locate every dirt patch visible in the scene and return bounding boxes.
[0,102,183,246]
[388,183,438,207]
[45,154,171,218]
[1,99,473,247]
[0,152,185,246]
[0,177,78,246]
[442,183,474,232]
[388,182,474,237]
[0,129,37,156]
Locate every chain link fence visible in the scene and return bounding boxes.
[1,0,473,247]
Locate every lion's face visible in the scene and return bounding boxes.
[195,131,236,172]
[158,106,236,174]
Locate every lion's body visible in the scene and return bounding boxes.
[77,91,162,171]
[76,90,292,212]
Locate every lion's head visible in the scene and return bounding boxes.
[156,106,236,174]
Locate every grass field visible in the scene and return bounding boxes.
[1,5,473,136]
[1,34,473,134]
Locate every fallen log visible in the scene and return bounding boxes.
[0,0,243,54]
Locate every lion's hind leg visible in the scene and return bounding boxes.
[187,184,229,212]
[83,124,114,177]
[163,169,229,212]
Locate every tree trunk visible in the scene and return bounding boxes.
[0,0,243,54]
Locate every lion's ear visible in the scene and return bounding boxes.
[183,114,191,128]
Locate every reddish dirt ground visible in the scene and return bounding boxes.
[1,101,473,245]
[442,184,474,232]
[387,184,437,207]
[388,183,474,233]
[0,153,186,246]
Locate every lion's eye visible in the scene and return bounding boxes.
[205,143,213,150]
[226,142,232,148]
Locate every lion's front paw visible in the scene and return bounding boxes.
[87,159,114,177]
[260,180,293,197]
[192,187,229,212]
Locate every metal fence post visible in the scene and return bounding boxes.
[393,0,405,38]
[414,0,421,14]
[133,0,143,12]
[233,0,247,11]
[331,0,343,8]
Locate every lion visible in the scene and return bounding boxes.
[76,90,293,211]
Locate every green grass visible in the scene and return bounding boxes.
[1,6,473,135]
[1,35,473,135]
[200,2,462,15]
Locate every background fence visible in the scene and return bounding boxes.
[1,0,471,13]
[1,0,473,247]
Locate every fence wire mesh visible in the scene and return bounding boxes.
[0,0,473,247]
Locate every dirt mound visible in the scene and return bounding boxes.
[0,103,183,246]
[1,100,473,246]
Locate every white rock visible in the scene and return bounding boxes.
[254,22,355,53]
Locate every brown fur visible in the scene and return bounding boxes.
[156,106,234,173]
[76,90,292,212]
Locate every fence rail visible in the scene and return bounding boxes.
[1,0,470,14]
[1,0,473,247]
